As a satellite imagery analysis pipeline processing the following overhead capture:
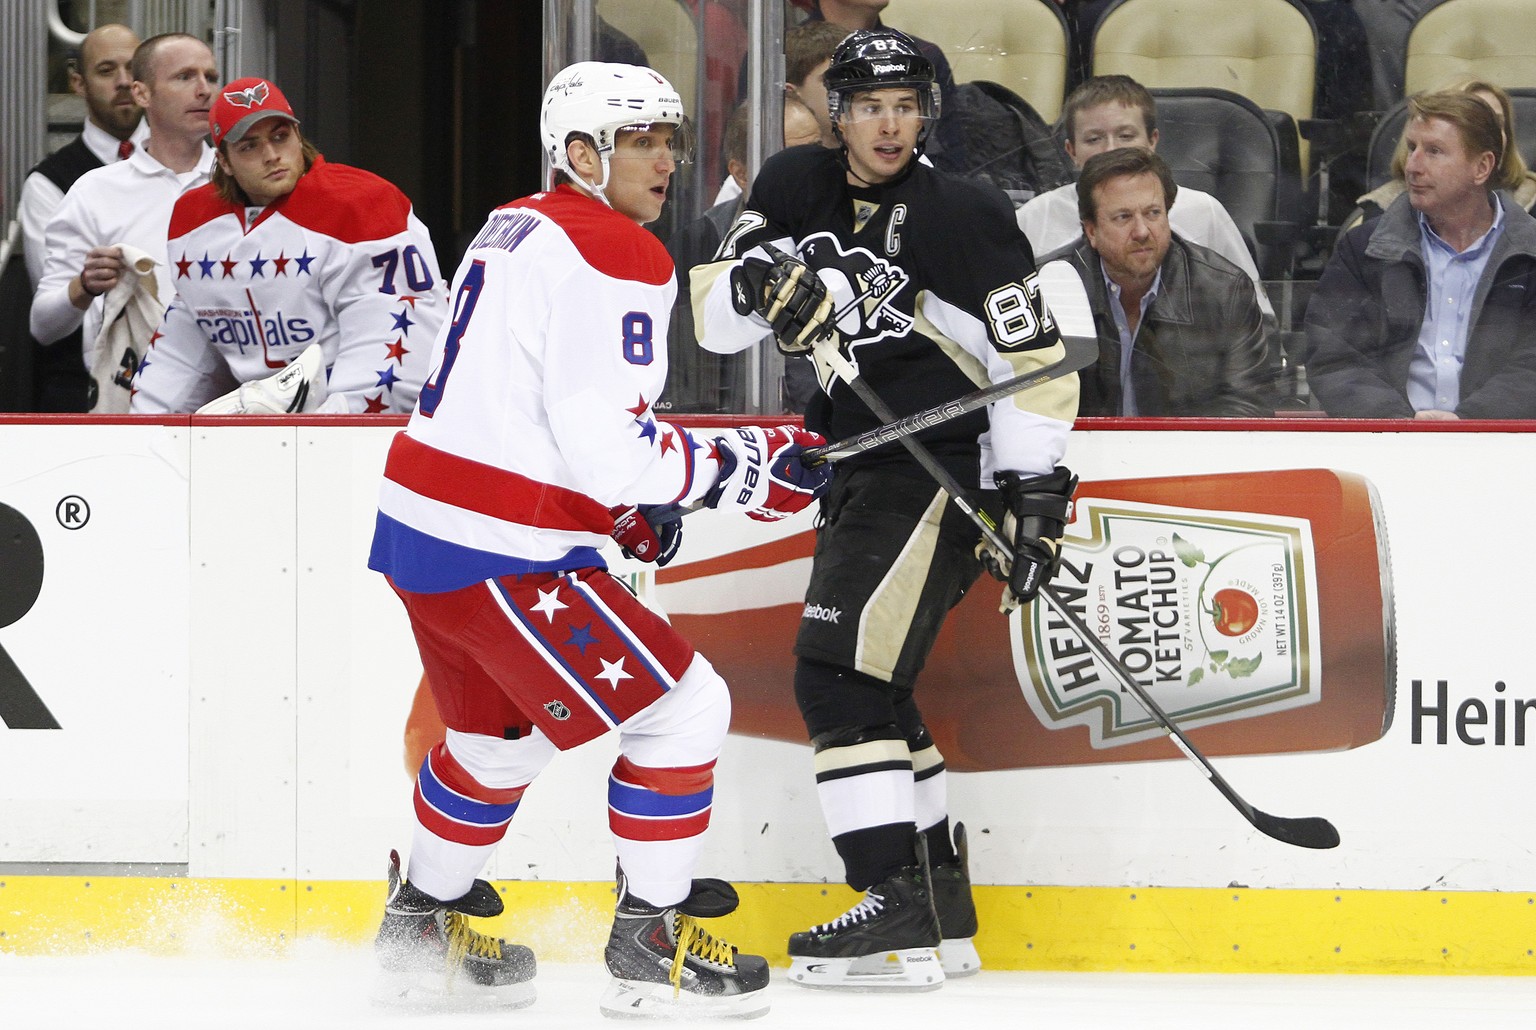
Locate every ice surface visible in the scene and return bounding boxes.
[2,941,1535,1029]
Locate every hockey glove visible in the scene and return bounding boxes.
[729,243,835,356]
[702,425,832,522]
[609,503,685,566]
[977,466,1078,613]
[196,342,327,415]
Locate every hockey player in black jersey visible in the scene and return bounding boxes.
[693,28,1079,990]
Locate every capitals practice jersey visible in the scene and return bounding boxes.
[369,185,724,594]
[694,145,1077,486]
[131,156,442,413]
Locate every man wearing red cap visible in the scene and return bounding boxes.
[130,76,442,414]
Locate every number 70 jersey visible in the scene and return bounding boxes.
[133,156,444,414]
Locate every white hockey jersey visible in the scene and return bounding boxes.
[130,156,443,413]
[369,185,726,593]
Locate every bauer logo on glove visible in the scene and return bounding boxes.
[728,243,836,356]
[702,424,832,522]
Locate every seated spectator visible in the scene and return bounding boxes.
[784,19,850,150]
[1040,147,1274,416]
[669,97,822,412]
[1347,77,1536,231]
[31,33,220,412]
[130,76,442,414]
[1018,75,1274,321]
[717,20,845,208]
[1303,90,1536,419]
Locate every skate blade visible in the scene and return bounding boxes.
[370,970,536,1012]
[938,937,981,977]
[787,948,944,991]
[599,977,771,1020]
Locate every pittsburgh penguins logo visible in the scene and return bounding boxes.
[544,699,571,720]
[798,233,913,347]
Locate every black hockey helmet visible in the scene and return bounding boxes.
[824,28,940,151]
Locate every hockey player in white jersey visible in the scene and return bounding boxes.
[367,62,831,1016]
[130,76,441,413]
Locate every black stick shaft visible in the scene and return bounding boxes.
[803,333,1097,464]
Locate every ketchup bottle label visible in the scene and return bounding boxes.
[1019,497,1323,749]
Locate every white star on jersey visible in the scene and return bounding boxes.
[531,585,568,622]
[596,657,632,690]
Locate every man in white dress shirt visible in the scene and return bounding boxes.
[30,32,218,410]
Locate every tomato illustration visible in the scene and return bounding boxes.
[1211,588,1259,637]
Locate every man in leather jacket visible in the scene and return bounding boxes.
[1041,147,1274,416]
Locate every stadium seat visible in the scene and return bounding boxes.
[1405,0,1536,98]
[1149,87,1305,281]
[1090,0,1317,162]
[885,0,1072,122]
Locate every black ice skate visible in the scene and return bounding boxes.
[373,849,536,1010]
[926,821,981,977]
[601,865,771,1019]
[786,845,944,991]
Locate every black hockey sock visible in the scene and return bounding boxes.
[833,822,919,890]
[920,817,958,866]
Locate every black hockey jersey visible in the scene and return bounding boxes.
[692,145,1075,488]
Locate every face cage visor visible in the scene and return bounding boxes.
[829,84,938,142]
[601,117,697,166]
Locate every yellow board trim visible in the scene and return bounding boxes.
[2,877,1534,974]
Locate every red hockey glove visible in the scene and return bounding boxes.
[609,504,685,566]
[702,425,832,522]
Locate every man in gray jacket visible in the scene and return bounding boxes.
[1042,147,1274,417]
[1304,90,1536,420]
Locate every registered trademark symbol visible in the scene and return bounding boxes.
[56,495,90,529]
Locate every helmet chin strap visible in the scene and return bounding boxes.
[559,138,615,208]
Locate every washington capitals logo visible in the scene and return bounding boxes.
[223,81,271,108]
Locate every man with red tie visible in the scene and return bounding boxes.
[18,23,146,410]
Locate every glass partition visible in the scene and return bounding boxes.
[539,1,1535,424]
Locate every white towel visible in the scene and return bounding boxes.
[88,243,162,414]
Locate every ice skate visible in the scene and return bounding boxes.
[927,821,981,977]
[372,849,536,1010]
[786,851,944,992]
[600,865,771,1019]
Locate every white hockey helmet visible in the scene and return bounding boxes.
[540,62,692,201]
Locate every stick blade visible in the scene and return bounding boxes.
[1251,810,1341,850]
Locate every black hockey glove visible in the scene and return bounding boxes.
[729,242,835,356]
[610,503,684,567]
[977,466,1077,613]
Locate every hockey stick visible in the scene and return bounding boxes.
[813,338,1341,851]
[803,331,1097,464]
[803,258,1098,464]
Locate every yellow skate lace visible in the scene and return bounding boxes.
[669,913,736,996]
[443,911,504,985]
